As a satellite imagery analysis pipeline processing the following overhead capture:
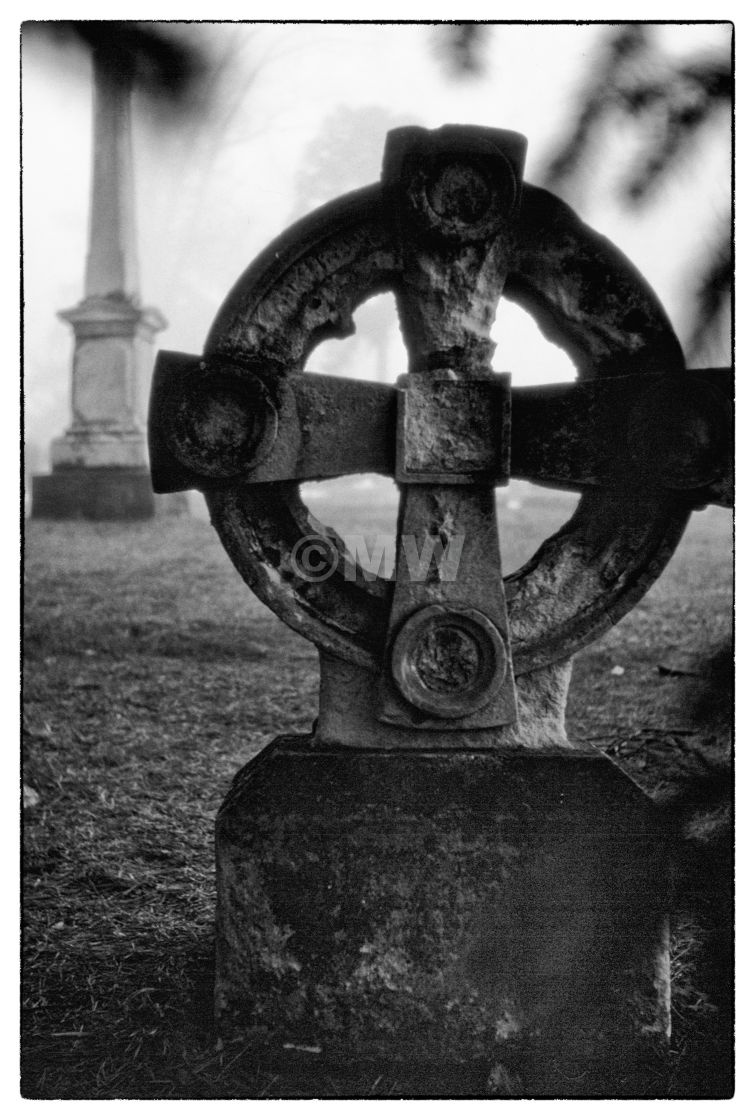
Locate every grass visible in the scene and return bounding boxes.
[22,483,733,1098]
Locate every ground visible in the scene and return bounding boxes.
[22,484,732,1098]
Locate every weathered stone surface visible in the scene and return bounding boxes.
[152,355,731,506]
[317,654,572,751]
[150,352,399,492]
[395,370,510,485]
[196,172,695,675]
[216,734,669,1093]
[379,486,518,731]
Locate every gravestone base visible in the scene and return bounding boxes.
[31,466,156,520]
[216,734,670,1096]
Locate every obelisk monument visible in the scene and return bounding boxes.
[31,45,166,519]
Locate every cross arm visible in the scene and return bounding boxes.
[148,350,396,493]
[149,350,732,509]
[512,367,733,508]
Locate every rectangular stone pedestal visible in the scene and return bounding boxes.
[215,734,670,1096]
[31,467,155,520]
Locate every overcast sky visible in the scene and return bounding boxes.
[22,21,731,470]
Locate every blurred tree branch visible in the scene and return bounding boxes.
[434,23,732,365]
[542,27,731,207]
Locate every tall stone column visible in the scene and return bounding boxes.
[32,46,166,520]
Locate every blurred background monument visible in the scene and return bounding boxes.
[31,43,167,519]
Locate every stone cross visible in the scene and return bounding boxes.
[32,44,166,520]
[149,125,731,1094]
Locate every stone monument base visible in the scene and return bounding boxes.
[31,466,156,520]
[215,733,670,1096]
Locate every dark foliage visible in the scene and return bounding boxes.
[540,26,732,365]
[434,23,732,364]
[22,20,211,106]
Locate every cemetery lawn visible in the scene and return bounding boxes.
[22,486,733,1099]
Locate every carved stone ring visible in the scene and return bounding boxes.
[149,125,731,720]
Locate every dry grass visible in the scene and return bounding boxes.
[22,485,732,1098]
